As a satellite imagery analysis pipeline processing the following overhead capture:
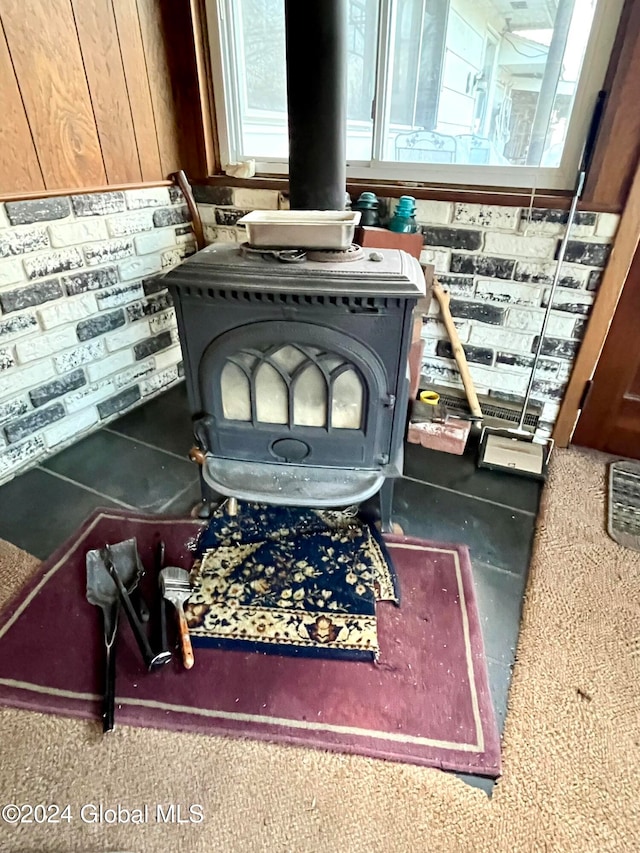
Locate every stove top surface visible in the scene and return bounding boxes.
[164,243,426,298]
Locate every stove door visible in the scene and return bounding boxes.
[196,321,394,469]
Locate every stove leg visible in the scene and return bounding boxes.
[379,478,395,534]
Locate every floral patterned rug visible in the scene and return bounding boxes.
[185,503,398,660]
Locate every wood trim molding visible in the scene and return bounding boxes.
[190,0,220,176]
[553,158,640,446]
[0,180,173,204]
[195,174,622,212]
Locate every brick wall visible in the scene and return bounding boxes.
[194,185,619,437]
[0,187,196,484]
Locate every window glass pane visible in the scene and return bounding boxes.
[233,0,378,161]
[270,344,309,373]
[221,362,251,421]
[255,363,288,423]
[293,365,327,427]
[332,370,363,429]
[386,0,598,168]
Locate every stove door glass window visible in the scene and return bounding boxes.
[220,344,364,430]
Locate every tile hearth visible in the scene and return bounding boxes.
[0,381,541,794]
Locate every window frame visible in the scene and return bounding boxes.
[206,0,624,192]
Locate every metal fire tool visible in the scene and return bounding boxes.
[86,538,142,733]
[156,540,170,658]
[101,545,172,671]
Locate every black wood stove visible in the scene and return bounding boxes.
[163,0,425,527]
[165,245,424,525]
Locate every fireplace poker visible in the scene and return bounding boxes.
[101,546,172,671]
[156,540,170,657]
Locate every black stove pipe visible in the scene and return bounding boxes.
[284,0,347,210]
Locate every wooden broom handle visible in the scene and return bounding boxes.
[431,279,483,420]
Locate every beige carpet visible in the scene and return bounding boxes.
[0,447,638,853]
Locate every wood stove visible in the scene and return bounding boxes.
[164,0,425,526]
[164,244,425,525]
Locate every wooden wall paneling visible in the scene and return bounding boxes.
[553,158,640,446]
[135,0,182,177]
[582,0,640,210]
[1,0,106,190]
[70,0,142,184]
[112,0,163,181]
[0,21,44,194]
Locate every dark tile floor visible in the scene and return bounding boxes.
[0,383,541,795]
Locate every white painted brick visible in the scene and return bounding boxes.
[105,320,151,351]
[197,204,217,226]
[153,344,183,371]
[0,259,25,287]
[54,339,106,373]
[541,401,561,422]
[113,359,155,389]
[96,283,145,310]
[475,279,543,307]
[83,239,134,266]
[15,327,77,363]
[23,247,83,280]
[469,324,534,353]
[107,211,154,238]
[556,361,573,382]
[543,287,594,313]
[419,248,450,274]
[134,229,177,255]
[43,406,99,448]
[0,359,55,398]
[507,307,576,337]
[203,225,239,245]
[65,379,117,413]
[0,435,45,481]
[37,293,98,330]
[175,228,196,246]
[125,187,171,209]
[0,347,15,371]
[0,312,39,342]
[161,249,183,269]
[520,218,595,238]
[86,349,135,382]
[595,213,620,239]
[413,200,452,225]
[468,364,529,394]
[417,337,437,357]
[420,317,471,343]
[140,365,179,396]
[453,203,520,230]
[149,309,176,335]
[232,188,279,210]
[484,232,556,259]
[514,261,589,288]
[48,219,108,247]
[119,256,163,281]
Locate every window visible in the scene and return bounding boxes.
[207,0,623,189]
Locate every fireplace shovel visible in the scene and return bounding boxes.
[86,539,142,733]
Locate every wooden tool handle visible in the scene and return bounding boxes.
[177,606,194,669]
[432,279,483,420]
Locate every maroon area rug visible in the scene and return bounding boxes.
[0,509,501,776]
